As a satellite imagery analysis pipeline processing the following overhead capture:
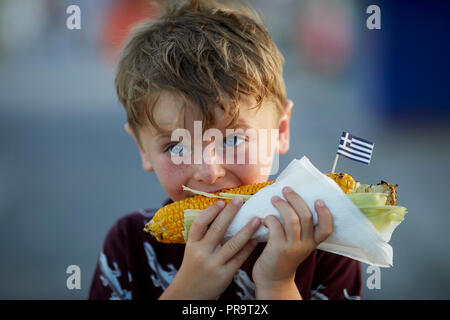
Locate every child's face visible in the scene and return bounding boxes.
[127,91,293,202]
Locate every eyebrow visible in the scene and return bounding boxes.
[227,119,252,130]
[155,130,175,139]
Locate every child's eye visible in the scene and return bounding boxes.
[166,136,244,154]
[223,135,246,147]
[165,143,188,156]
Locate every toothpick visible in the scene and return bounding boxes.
[331,154,339,174]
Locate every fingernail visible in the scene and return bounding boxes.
[316,199,325,207]
[271,195,281,202]
[216,201,225,208]
[232,196,243,205]
[250,217,260,227]
[283,186,293,193]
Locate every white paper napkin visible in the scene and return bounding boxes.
[224,156,393,267]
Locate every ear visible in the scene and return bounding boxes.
[277,99,294,154]
[124,123,154,172]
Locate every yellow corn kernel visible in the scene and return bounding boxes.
[326,173,357,194]
[144,182,274,244]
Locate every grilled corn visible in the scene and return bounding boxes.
[144,182,274,243]
[144,173,368,243]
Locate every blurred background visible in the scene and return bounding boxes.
[0,0,449,299]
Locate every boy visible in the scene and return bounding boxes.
[89,0,361,300]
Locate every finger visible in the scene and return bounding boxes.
[202,196,244,248]
[224,239,258,273]
[188,200,226,242]
[264,214,286,242]
[271,195,300,243]
[218,216,261,264]
[282,187,314,241]
[313,200,334,245]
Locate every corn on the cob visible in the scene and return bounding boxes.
[144,182,274,244]
[325,173,358,194]
[144,173,358,244]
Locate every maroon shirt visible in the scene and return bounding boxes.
[89,199,362,300]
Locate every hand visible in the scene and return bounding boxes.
[159,197,261,300]
[252,187,333,299]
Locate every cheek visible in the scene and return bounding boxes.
[220,136,275,185]
[154,156,191,198]
[230,151,273,185]
[242,137,275,176]
[234,163,272,185]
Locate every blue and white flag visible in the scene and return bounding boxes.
[337,131,374,165]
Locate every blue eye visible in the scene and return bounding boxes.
[166,136,244,155]
[166,143,187,156]
[223,135,246,147]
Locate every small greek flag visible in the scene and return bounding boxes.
[337,131,374,165]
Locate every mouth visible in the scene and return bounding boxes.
[205,187,235,193]
[184,185,238,195]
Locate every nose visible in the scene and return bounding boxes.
[192,142,226,184]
